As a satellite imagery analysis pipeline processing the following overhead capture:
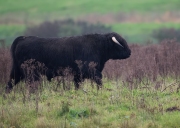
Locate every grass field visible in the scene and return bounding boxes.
[0,25,26,44]
[1,79,180,128]
[112,22,180,43]
[0,0,180,24]
[0,0,180,16]
[1,22,180,45]
[0,0,180,44]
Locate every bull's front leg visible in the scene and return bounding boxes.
[73,74,82,90]
[94,71,102,90]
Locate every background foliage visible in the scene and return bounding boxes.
[24,19,111,37]
[0,0,180,44]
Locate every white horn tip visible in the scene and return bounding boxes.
[112,37,123,47]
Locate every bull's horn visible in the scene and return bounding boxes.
[112,37,124,48]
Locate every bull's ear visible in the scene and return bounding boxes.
[112,37,124,48]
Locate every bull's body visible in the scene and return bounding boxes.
[6,32,131,91]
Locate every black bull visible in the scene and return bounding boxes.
[6,32,131,91]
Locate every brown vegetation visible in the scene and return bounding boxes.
[166,106,180,112]
[24,19,112,37]
[153,28,180,42]
[103,39,180,90]
[105,40,180,78]
[0,44,11,85]
[0,40,180,92]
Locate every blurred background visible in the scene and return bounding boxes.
[0,0,180,45]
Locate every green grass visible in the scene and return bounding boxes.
[0,0,180,23]
[0,25,25,45]
[0,0,180,44]
[1,22,180,45]
[0,25,25,37]
[0,0,180,16]
[0,79,180,128]
[111,23,180,43]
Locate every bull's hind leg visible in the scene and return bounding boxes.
[6,66,22,93]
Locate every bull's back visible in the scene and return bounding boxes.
[14,37,83,69]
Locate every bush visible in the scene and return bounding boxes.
[1,39,180,92]
[103,40,180,89]
[24,19,112,37]
[153,28,180,42]
[0,46,11,85]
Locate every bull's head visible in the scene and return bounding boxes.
[108,32,131,59]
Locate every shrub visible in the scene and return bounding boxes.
[1,39,180,92]
[24,19,112,37]
[103,40,180,89]
[153,28,180,42]
[0,45,11,86]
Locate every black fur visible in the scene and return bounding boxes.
[6,32,131,91]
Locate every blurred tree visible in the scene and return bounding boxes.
[153,28,180,42]
[24,19,112,37]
